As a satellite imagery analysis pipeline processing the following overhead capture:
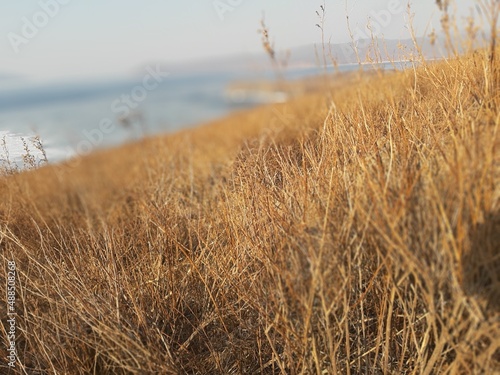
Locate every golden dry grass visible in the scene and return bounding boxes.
[0,48,499,374]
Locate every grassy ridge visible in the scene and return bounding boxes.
[0,51,499,374]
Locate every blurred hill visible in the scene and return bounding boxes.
[155,37,448,76]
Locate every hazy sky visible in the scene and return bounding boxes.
[0,0,477,81]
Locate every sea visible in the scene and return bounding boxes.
[0,61,408,168]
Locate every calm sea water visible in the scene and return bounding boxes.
[0,72,253,164]
[0,62,405,166]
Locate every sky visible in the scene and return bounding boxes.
[0,0,479,81]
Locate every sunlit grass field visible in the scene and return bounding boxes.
[1,42,499,374]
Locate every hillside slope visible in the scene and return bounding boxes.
[0,51,499,374]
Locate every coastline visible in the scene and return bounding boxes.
[0,61,411,170]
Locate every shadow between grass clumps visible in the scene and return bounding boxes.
[463,210,500,312]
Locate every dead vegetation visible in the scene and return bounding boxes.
[0,4,499,373]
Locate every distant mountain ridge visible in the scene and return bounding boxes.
[287,37,448,66]
[158,37,450,76]
[0,72,22,82]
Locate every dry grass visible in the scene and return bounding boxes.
[0,40,499,375]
